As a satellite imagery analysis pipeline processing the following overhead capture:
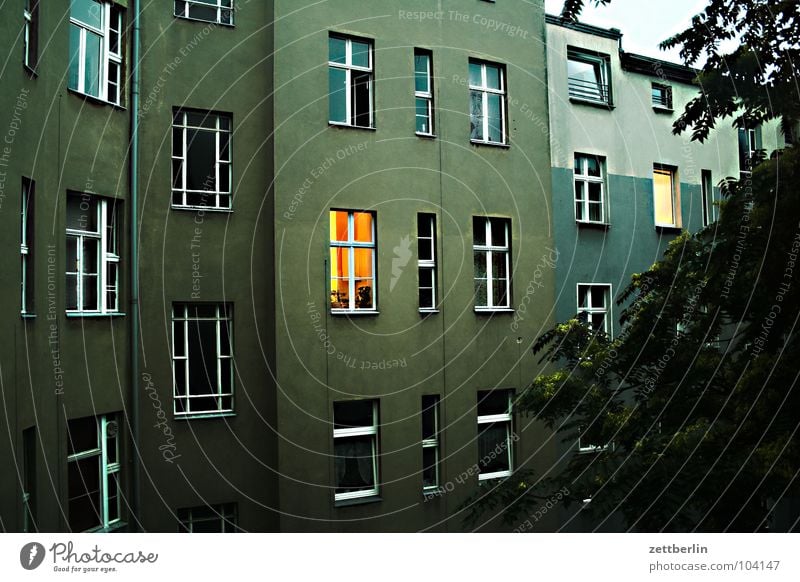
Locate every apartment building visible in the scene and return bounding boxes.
[1,0,557,533]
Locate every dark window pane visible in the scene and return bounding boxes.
[419,288,433,309]
[186,129,217,191]
[67,456,101,531]
[68,25,81,91]
[478,390,510,417]
[67,416,98,455]
[422,395,438,440]
[423,447,438,488]
[187,319,218,397]
[478,422,510,474]
[419,268,433,288]
[188,4,217,22]
[334,400,374,429]
[473,217,486,245]
[490,218,507,247]
[334,436,375,493]
[352,70,371,127]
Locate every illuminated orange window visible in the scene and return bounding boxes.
[330,210,375,311]
[653,165,681,228]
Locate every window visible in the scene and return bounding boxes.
[66,414,121,532]
[172,109,232,210]
[738,126,762,174]
[68,0,123,105]
[477,390,513,481]
[66,193,120,314]
[174,0,233,25]
[577,284,611,335]
[701,169,715,227]
[21,178,35,315]
[577,423,610,453]
[23,0,39,70]
[328,34,373,128]
[651,83,673,110]
[653,164,681,228]
[172,304,234,416]
[414,50,434,135]
[333,400,379,501]
[421,395,440,492]
[22,427,36,533]
[417,213,437,311]
[330,210,376,312]
[178,503,238,532]
[567,48,610,105]
[473,217,511,310]
[574,154,607,224]
[469,60,506,144]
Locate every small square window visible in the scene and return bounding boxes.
[178,503,238,532]
[651,83,673,110]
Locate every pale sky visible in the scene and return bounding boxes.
[544,0,709,65]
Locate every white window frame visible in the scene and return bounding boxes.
[567,49,610,105]
[701,169,716,227]
[469,60,506,145]
[421,395,440,493]
[66,414,121,532]
[473,217,511,311]
[333,400,379,502]
[23,0,38,70]
[178,503,237,532]
[417,213,437,312]
[174,0,234,26]
[574,153,607,224]
[65,194,120,315]
[171,109,233,210]
[330,210,377,313]
[477,390,513,481]
[653,164,681,228]
[651,83,673,110]
[172,303,234,417]
[577,283,612,336]
[21,178,34,315]
[69,0,123,105]
[328,34,374,128]
[577,426,612,454]
[414,50,434,136]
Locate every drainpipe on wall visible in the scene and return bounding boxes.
[129,0,141,531]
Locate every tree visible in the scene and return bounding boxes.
[464,0,800,531]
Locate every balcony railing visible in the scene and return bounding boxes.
[568,77,610,104]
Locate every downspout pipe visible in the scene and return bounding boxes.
[130,0,141,531]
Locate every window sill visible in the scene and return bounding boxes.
[329,122,376,131]
[24,64,38,78]
[474,307,514,314]
[67,88,125,111]
[334,494,382,508]
[66,312,126,318]
[478,471,512,483]
[652,105,674,114]
[470,139,510,149]
[87,520,127,533]
[569,96,614,110]
[331,309,380,316]
[175,412,236,421]
[655,224,683,234]
[171,204,233,213]
[423,486,443,498]
[416,132,437,139]
[419,308,440,315]
[577,220,610,230]
[21,313,37,319]
[174,15,235,27]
